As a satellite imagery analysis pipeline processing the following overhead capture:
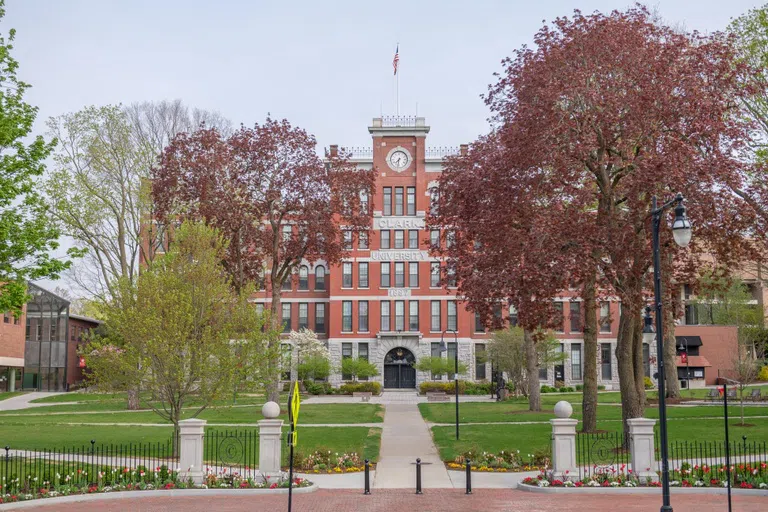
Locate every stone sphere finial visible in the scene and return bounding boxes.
[553,400,573,419]
[262,401,280,419]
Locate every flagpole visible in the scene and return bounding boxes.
[396,43,400,116]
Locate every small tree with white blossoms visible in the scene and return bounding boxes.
[290,328,331,381]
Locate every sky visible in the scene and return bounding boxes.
[5,0,764,151]
[3,0,763,295]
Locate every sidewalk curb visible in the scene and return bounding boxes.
[517,483,768,496]
[0,484,319,510]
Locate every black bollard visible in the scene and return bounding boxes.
[364,459,371,495]
[465,458,472,494]
[415,458,422,495]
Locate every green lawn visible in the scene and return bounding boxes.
[0,403,384,425]
[431,418,768,462]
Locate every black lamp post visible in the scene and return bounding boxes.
[650,193,692,512]
[439,330,460,440]
[677,338,690,394]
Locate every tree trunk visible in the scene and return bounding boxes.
[267,284,282,403]
[581,274,599,432]
[632,315,647,411]
[663,308,680,399]
[616,311,644,442]
[127,387,140,410]
[524,329,541,411]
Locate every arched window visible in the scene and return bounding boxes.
[299,265,309,290]
[315,265,326,291]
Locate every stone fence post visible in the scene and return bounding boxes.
[550,401,577,479]
[258,401,284,483]
[627,417,658,482]
[179,418,206,484]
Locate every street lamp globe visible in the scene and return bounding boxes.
[671,200,692,248]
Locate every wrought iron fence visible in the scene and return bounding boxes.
[575,431,630,478]
[0,439,176,494]
[203,429,260,480]
[660,438,768,472]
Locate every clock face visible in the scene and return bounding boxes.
[389,149,409,170]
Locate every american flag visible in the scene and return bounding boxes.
[393,44,399,75]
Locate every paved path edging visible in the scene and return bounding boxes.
[517,483,768,496]
[0,484,319,510]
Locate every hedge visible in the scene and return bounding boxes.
[338,382,382,395]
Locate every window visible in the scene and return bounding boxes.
[539,364,548,381]
[447,301,457,331]
[282,274,292,291]
[394,230,404,249]
[381,230,391,249]
[381,262,391,288]
[430,188,439,215]
[446,263,457,287]
[381,301,391,331]
[358,262,369,288]
[600,302,611,332]
[601,343,612,380]
[570,301,581,332]
[359,301,369,332]
[342,301,353,332]
[394,262,405,287]
[406,187,416,215]
[448,342,457,380]
[409,301,419,331]
[474,313,485,333]
[359,231,369,250]
[343,230,353,251]
[315,266,326,291]
[315,303,326,333]
[282,303,292,333]
[643,343,651,378]
[383,187,392,216]
[430,229,440,248]
[299,266,309,290]
[394,187,404,215]
[298,303,308,329]
[553,302,564,332]
[430,262,440,287]
[409,262,419,287]
[359,343,369,381]
[3,313,9,324]
[342,262,353,288]
[342,343,353,380]
[446,230,455,248]
[509,305,518,327]
[360,189,369,214]
[684,304,698,325]
[408,230,418,249]
[571,343,582,381]
[282,224,292,242]
[431,342,442,380]
[476,344,487,380]
[431,301,441,332]
[395,301,405,331]
[255,303,264,316]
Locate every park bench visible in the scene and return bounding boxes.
[426,392,449,402]
[352,392,373,402]
[706,389,721,401]
[727,389,737,400]
[748,388,762,402]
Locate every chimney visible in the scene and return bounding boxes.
[329,144,338,158]
[460,144,469,156]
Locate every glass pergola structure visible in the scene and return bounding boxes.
[22,283,70,391]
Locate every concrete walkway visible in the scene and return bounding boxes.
[0,392,70,411]
[373,403,452,489]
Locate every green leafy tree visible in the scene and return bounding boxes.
[298,355,332,381]
[487,327,567,397]
[83,222,273,452]
[0,0,80,313]
[339,357,379,382]
[414,356,468,378]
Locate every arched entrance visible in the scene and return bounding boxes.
[383,347,416,389]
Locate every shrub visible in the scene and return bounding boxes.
[644,376,654,389]
[414,356,468,376]
[338,381,381,395]
[554,380,565,389]
[303,380,331,395]
[575,384,583,391]
[559,386,575,393]
[464,381,492,395]
[418,381,468,395]
[540,385,555,393]
[758,366,768,382]
[297,355,331,381]
[597,385,606,390]
[340,358,379,381]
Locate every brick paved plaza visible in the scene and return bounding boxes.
[24,489,768,512]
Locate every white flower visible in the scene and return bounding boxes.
[625,481,636,487]
[537,480,550,487]
[758,483,767,489]
[694,481,705,487]
[587,480,600,487]
[201,484,208,489]
[670,481,680,487]
[103,486,112,492]
[610,481,620,487]
[563,480,574,487]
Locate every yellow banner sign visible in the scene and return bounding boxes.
[290,381,300,429]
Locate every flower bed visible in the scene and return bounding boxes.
[294,449,371,473]
[0,465,313,505]
[444,450,548,472]
[519,462,768,490]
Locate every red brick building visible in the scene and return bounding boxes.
[0,305,25,392]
